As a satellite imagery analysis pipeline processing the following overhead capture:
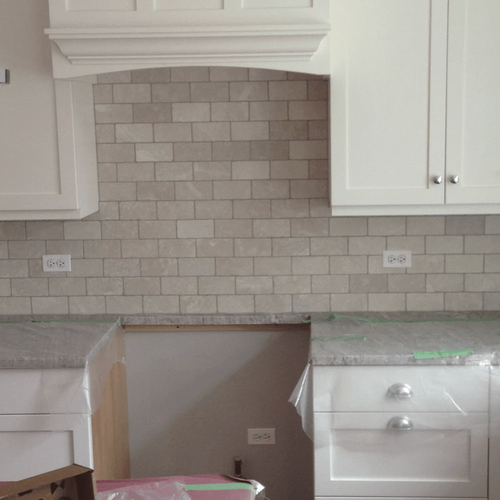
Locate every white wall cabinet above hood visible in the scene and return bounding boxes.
[45,0,330,79]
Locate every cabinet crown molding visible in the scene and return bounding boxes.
[45,0,330,78]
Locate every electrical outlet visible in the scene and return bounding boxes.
[43,255,72,272]
[248,428,275,445]
[383,250,411,268]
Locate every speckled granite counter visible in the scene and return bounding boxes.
[310,317,500,366]
[0,321,122,369]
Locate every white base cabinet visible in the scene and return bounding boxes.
[312,365,495,500]
[330,0,500,216]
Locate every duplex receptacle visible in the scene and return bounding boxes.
[43,255,72,272]
[248,428,275,445]
[383,250,411,268]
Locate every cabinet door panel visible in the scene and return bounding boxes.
[0,414,92,481]
[330,0,447,208]
[446,0,500,205]
[314,412,488,498]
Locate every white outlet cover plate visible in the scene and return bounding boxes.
[43,254,72,272]
[383,250,411,268]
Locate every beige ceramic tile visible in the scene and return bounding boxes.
[117,163,155,182]
[216,220,253,238]
[122,240,159,258]
[211,102,249,121]
[113,84,151,103]
[255,294,292,313]
[151,83,190,103]
[274,275,311,294]
[140,258,178,277]
[48,277,86,296]
[235,238,272,257]
[156,162,193,181]
[330,293,368,312]
[171,67,209,82]
[26,221,64,241]
[157,201,195,220]
[293,294,330,312]
[180,295,217,314]
[253,219,290,238]
[231,122,269,141]
[116,124,153,143]
[233,200,271,219]
[106,296,143,314]
[98,144,135,163]
[95,104,133,124]
[271,199,309,218]
[273,238,309,256]
[11,278,48,297]
[124,277,161,295]
[178,257,215,276]
[161,276,198,294]
[210,67,249,81]
[196,239,234,257]
[212,142,251,161]
[191,82,229,102]
[143,296,180,314]
[270,121,308,141]
[119,201,157,220]
[254,257,292,275]
[154,123,192,142]
[195,200,233,219]
[32,297,69,315]
[132,68,171,83]
[99,182,137,202]
[199,276,235,295]
[236,276,273,294]
[192,123,231,142]
[230,81,268,101]
[104,259,141,277]
[133,103,172,123]
[69,296,106,315]
[312,275,349,294]
[139,221,176,239]
[137,182,175,201]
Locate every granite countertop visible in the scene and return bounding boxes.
[310,316,500,366]
[0,321,122,369]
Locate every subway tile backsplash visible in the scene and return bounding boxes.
[1,67,500,315]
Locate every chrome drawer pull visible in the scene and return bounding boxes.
[387,383,413,399]
[387,416,413,431]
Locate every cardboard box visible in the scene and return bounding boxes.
[0,464,95,500]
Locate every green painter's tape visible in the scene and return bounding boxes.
[312,336,366,342]
[185,483,254,492]
[414,349,474,359]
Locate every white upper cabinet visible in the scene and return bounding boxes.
[0,0,98,221]
[45,0,330,78]
[330,0,500,216]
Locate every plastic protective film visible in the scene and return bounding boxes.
[289,315,500,443]
[97,482,191,500]
[0,320,125,414]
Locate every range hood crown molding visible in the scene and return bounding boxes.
[46,24,330,77]
[45,0,330,78]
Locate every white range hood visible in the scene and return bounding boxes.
[45,0,331,79]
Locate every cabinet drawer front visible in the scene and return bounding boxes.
[314,412,488,498]
[313,365,489,412]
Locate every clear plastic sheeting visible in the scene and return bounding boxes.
[290,315,500,441]
[97,482,191,500]
[96,476,260,500]
[0,321,125,414]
